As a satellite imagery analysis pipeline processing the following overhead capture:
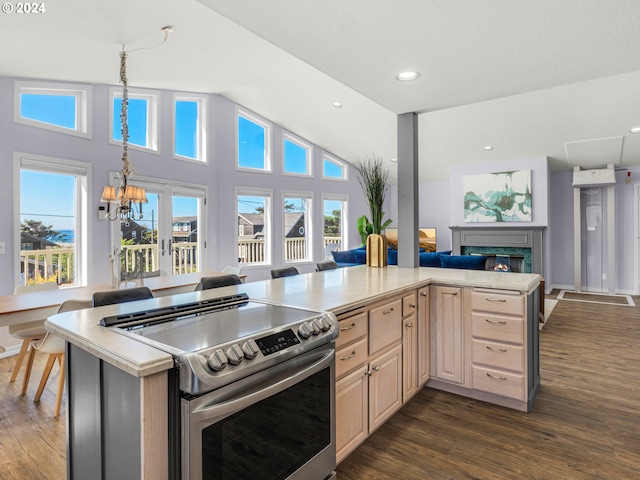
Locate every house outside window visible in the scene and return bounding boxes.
[15,152,91,287]
[237,188,272,265]
[284,192,312,263]
[323,194,348,259]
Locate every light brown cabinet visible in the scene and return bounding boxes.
[402,291,419,402]
[432,285,466,385]
[417,286,430,387]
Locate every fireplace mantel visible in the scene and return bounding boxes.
[450,226,546,275]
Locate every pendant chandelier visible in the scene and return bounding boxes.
[100,47,148,224]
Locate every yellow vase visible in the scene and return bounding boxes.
[366,233,388,267]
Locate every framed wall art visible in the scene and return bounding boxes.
[463,170,532,222]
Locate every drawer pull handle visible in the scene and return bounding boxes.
[486,373,508,381]
[340,351,357,361]
[382,307,395,314]
[340,323,357,331]
[405,322,413,328]
[450,291,458,296]
[485,298,507,303]
[420,292,427,297]
[486,346,508,353]
[409,303,416,308]
[485,318,507,325]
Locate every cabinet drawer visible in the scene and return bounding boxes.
[472,339,524,373]
[471,313,524,344]
[336,338,368,379]
[402,292,417,318]
[472,365,525,401]
[337,312,368,349]
[369,299,402,355]
[471,290,524,316]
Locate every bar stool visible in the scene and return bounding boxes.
[194,274,242,291]
[92,286,153,307]
[316,260,339,271]
[270,266,300,279]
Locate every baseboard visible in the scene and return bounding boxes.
[549,283,636,296]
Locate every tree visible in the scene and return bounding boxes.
[21,219,67,242]
[324,209,341,236]
[255,202,295,214]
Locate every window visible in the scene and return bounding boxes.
[14,81,92,138]
[15,152,91,287]
[283,133,312,176]
[110,87,159,152]
[237,109,271,172]
[323,153,348,180]
[283,193,312,263]
[237,188,272,265]
[323,194,348,259]
[173,93,208,162]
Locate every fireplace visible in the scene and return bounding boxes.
[450,226,545,275]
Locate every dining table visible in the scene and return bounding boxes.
[0,271,238,329]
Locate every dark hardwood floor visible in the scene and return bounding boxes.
[337,292,640,479]
[0,291,638,479]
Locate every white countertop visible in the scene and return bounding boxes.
[46,266,540,377]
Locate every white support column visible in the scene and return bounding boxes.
[573,167,582,292]
[607,182,616,295]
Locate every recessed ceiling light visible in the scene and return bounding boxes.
[483,145,493,151]
[396,71,421,82]
[332,102,342,108]
[390,158,398,163]
[630,127,640,134]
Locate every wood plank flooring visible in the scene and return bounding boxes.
[0,291,638,479]
[337,292,640,479]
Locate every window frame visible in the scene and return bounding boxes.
[236,187,273,266]
[14,151,92,287]
[322,152,349,181]
[236,107,272,173]
[322,193,348,258]
[109,87,160,154]
[283,190,313,264]
[282,131,313,178]
[14,81,92,139]
[172,92,208,164]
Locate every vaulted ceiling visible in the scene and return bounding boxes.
[2,0,640,181]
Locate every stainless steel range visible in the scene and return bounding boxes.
[101,292,338,480]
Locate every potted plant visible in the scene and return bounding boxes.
[354,155,392,266]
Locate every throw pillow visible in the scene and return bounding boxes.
[353,249,367,264]
[419,252,441,267]
[331,250,356,264]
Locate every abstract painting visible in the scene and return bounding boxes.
[464,170,532,222]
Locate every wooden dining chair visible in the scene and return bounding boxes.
[29,299,91,417]
[10,282,59,395]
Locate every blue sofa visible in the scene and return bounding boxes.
[331,247,487,270]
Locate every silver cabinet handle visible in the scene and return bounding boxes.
[340,351,356,361]
[451,291,458,295]
[405,322,413,328]
[485,318,507,325]
[372,365,380,372]
[409,303,416,308]
[486,373,508,381]
[382,307,394,314]
[485,298,506,303]
[486,346,507,353]
[340,322,356,331]
[420,292,427,297]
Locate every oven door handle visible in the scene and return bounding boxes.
[191,348,334,419]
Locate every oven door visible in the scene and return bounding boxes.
[182,342,335,480]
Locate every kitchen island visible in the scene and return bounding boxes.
[46,265,540,480]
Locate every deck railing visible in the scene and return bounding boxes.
[19,247,75,285]
[121,243,198,275]
[238,236,342,264]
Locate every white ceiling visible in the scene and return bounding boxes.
[2,0,640,182]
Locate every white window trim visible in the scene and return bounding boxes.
[322,152,349,181]
[14,151,93,287]
[282,131,313,178]
[109,87,160,154]
[235,107,272,174]
[236,187,273,266]
[283,190,313,264]
[14,81,92,139]
[172,92,208,164]
[323,193,349,255]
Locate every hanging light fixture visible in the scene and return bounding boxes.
[101,47,148,224]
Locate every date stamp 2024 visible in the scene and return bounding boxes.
[2,2,46,14]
